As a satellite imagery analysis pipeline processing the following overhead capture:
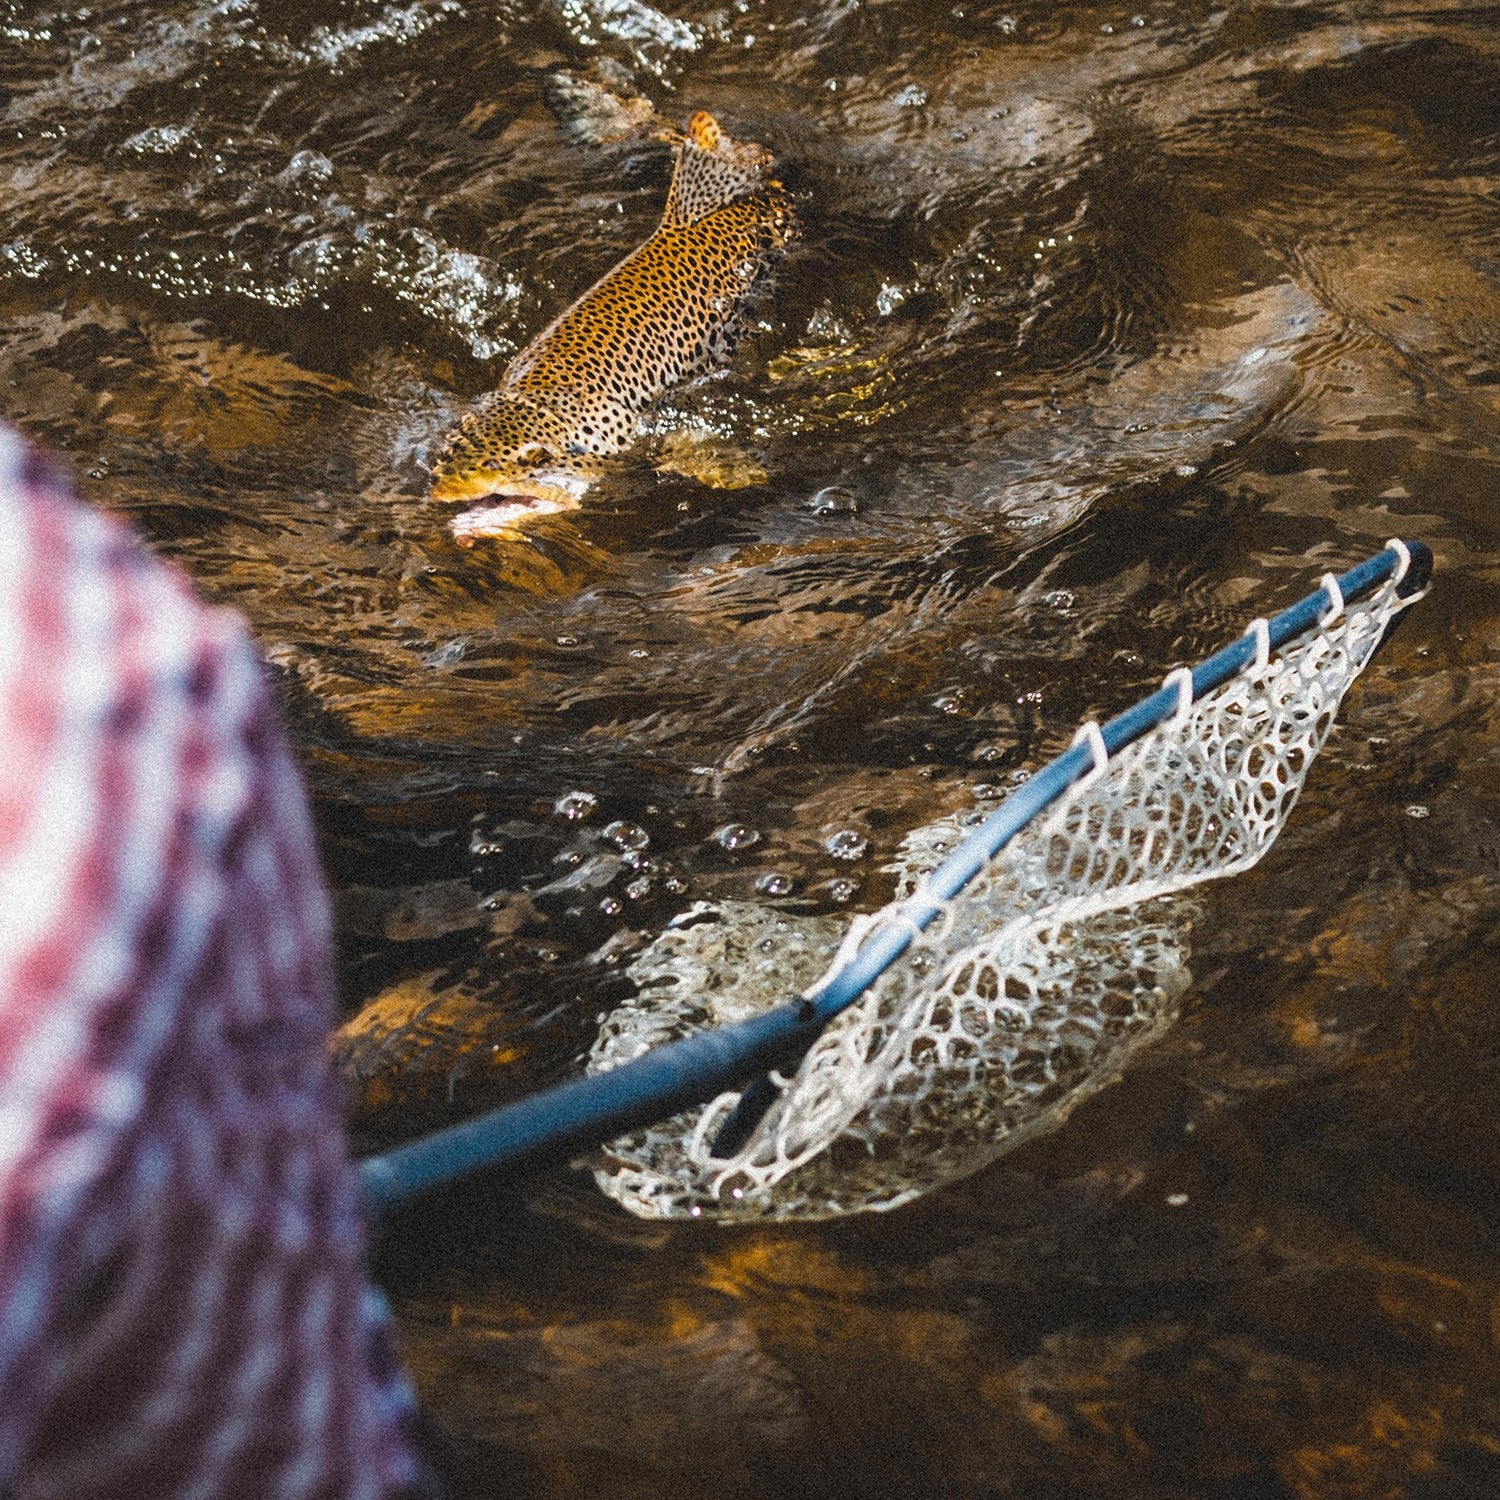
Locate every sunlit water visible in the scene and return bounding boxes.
[5,0,1500,1494]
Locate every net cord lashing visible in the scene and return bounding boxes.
[1072,720,1110,789]
[1245,618,1271,673]
[1162,667,1195,727]
[1319,571,1345,624]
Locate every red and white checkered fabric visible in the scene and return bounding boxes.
[0,428,429,1499]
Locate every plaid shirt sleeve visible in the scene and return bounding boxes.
[0,427,432,1499]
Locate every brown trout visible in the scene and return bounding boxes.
[431,110,795,541]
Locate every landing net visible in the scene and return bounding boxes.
[590,546,1427,1220]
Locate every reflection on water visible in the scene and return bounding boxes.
[5,0,1500,1493]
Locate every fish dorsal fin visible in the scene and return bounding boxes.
[661,110,775,227]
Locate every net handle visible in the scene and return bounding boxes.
[358,541,1431,1214]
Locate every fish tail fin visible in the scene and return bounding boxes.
[661,110,777,227]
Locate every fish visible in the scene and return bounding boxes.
[431,110,796,541]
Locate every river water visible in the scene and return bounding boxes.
[5,0,1500,1494]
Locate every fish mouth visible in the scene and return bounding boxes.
[433,468,592,546]
[449,495,571,546]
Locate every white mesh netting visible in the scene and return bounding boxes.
[590,566,1420,1220]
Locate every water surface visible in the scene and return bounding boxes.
[4,0,1500,1494]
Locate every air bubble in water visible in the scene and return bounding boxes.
[757,872,795,897]
[806,485,858,515]
[713,823,762,851]
[604,820,650,851]
[287,233,343,285]
[599,896,624,916]
[554,790,599,821]
[825,829,869,861]
[120,124,193,155]
[279,149,333,185]
[826,878,859,903]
